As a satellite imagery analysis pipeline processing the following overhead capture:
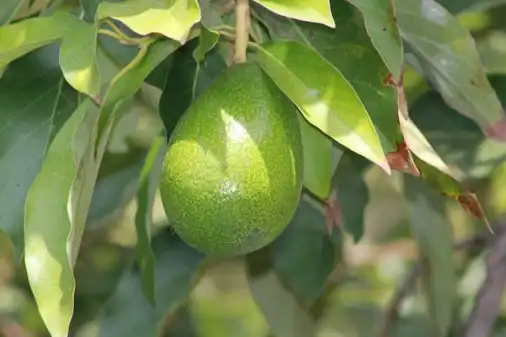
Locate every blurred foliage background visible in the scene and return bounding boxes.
[3,0,506,337]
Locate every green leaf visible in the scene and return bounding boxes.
[299,117,339,199]
[253,0,335,28]
[0,45,79,258]
[98,229,205,337]
[24,38,177,337]
[396,0,506,140]
[197,0,224,29]
[411,84,506,179]
[134,135,167,306]
[477,31,506,75]
[332,151,370,242]
[193,25,219,62]
[272,196,342,303]
[96,0,201,43]
[404,176,457,337]
[24,98,100,337]
[347,0,404,79]
[159,39,227,135]
[253,0,401,155]
[0,11,79,68]
[59,19,101,97]
[246,248,317,337]
[400,115,454,178]
[256,40,390,173]
[435,0,506,14]
[87,149,147,229]
[0,0,23,25]
[400,111,490,226]
[97,39,180,140]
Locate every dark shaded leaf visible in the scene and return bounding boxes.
[410,79,506,179]
[396,0,506,142]
[272,196,342,303]
[159,39,227,136]
[98,229,206,337]
[347,0,404,78]
[0,44,79,258]
[134,135,167,306]
[404,175,457,337]
[246,248,317,337]
[332,151,370,242]
[86,149,147,229]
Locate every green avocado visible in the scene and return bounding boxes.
[159,62,303,256]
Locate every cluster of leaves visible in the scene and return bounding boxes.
[1,0,506,336]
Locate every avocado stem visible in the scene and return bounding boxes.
[234,0,250,64]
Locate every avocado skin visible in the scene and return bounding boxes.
[160,62,303,256]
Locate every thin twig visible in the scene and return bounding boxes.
[379,226,502,337]
[463,219,506,337]
[233,0,250,64]
[379,262,424,337]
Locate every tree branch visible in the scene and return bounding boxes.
[379,262,424,337]
[463,218,506,337]
[379,225,501,337]
[233,0,250,64]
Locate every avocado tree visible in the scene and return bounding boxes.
[2,0,506,336]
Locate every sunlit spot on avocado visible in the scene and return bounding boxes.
[221,109,248,142]
[219,109,270,190]
[219,179,238,197]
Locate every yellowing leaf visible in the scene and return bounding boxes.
[24,100,100,337]
[24,40,177,337]
[0,45,80,260]
[60,20,101,97]
[0,11,77,68]
[257,41,390,174]
[253,0,335,28]
[97,0,201,43]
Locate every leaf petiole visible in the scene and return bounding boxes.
[99,18,150,45]
[218,30,259,51]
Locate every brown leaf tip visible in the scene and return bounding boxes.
[324,191,342,236]
[484,115,506,142]
[383,73,396,87]
[386,142,420,176]
[457,193,494,234]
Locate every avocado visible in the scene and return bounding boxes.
[159,62,303,256]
